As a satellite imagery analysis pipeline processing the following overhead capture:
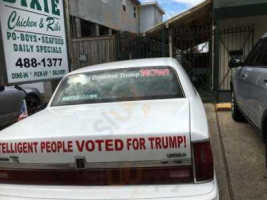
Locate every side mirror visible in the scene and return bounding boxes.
[0,85,5,92]
[229,50,244,68]
[229,58,243,68]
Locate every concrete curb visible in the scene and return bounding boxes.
[216,103,231,111]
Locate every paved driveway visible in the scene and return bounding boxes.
[206,104,267,200]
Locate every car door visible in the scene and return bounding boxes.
[234,39,266,117]
[233,50,256,114]
[233,65,250,114]
[247,38,267,128]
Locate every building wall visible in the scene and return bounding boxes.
[140,5,163,33]
[120,0,140,33]
[70,0,139,33]
[218,15,267,90]
[214,0,267,8]
[154,8,163,26]
[140,6,155,33]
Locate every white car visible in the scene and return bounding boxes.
[0,58,219,200]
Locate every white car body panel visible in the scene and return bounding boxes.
[0,58,218,200]
[0,179,218,200]
[50,58,209,142]
[0,99,191,165]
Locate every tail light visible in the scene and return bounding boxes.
[193,141,214,182]
[0,165,194,185]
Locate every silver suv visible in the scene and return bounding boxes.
[230,33,267,142]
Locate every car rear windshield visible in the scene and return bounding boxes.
[51,67,184,106]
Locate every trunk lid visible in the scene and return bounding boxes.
[0,99,191,165]
[0,99,193,185]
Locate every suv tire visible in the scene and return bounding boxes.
[232,91,246,122]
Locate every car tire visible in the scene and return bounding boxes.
[231,91,246,122]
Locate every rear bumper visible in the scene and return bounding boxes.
[0,178,218,200]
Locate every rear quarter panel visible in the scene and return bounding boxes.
[171,59,209,142]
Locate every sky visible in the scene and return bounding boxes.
[140,0,205,21]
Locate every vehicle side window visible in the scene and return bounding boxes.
[245,38,267,66]
[257,39,267,67]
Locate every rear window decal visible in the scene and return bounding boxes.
[52,67,184,106]
[0,136,189,154]
[62,94,98,102]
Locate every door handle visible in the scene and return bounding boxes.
[264,79,267,83]
[242,74,248,79]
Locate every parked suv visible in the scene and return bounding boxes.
[230,33,267,142]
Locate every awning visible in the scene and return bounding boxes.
[145,0,212,34]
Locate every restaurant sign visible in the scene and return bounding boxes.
[0,0,69,84]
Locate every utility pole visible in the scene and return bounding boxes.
[51,0,72,91]
[64,0,73,72]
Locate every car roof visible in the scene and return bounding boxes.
[69,58,178,75]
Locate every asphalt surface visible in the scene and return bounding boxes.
[206,104,267,200]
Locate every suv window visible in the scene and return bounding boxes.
[51,67,184,106]
[257,39,267,66]
[245,38,267,66]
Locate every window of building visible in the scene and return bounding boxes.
[122,0,127,12]
[133,6,137,18]
[123,5,126,11]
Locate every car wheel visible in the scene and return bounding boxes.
[25,94,41,112]
[231,91,246,122]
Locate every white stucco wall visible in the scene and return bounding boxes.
[140,6,154,33]
[140,5,163,33]
[154,7,163,26]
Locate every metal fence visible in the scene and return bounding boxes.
[70,27,213,95]
[218,25,254,90]
[115,33,168,61]
[70,33,169,69]
[172,26,213,93]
